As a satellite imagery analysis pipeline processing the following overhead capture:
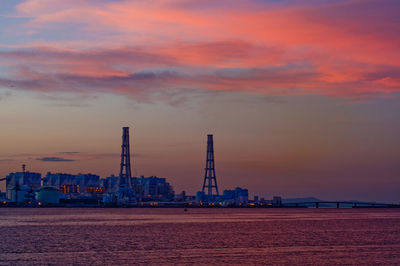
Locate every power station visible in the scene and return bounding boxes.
[0,127,253,207]
[0,126,395,208]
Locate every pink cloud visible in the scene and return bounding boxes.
[0,0,399,102]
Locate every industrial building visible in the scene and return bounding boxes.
[6,171,41,191]
[45,172,100,194]
[222,187,249,205]
[101,175,174,202]
[101,175,119,193]
[196,187,249,205]
[4,167,41,203]
[136,176,174,201]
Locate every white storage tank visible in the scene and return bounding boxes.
[36,186,60,205]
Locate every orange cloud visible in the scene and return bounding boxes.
[0,0,398,101]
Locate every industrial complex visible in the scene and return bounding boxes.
[1,127,398,208]
[0,127,257,207]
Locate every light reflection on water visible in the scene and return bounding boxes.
[1,208,400,265]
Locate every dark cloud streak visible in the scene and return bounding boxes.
[36,157,75,162]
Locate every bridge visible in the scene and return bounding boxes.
[284,201,399,208]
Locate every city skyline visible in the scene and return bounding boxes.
[1,0,400,202]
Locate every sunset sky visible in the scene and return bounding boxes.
[1,0,400,202]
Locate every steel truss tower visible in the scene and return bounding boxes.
[118,127,133,189]
[202,134,219,197]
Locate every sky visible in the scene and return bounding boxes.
[0,0,400,202]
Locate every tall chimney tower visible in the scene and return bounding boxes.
[202,134,219,197]
[118,127,133,189]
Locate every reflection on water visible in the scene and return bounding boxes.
[1,208,400,265]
